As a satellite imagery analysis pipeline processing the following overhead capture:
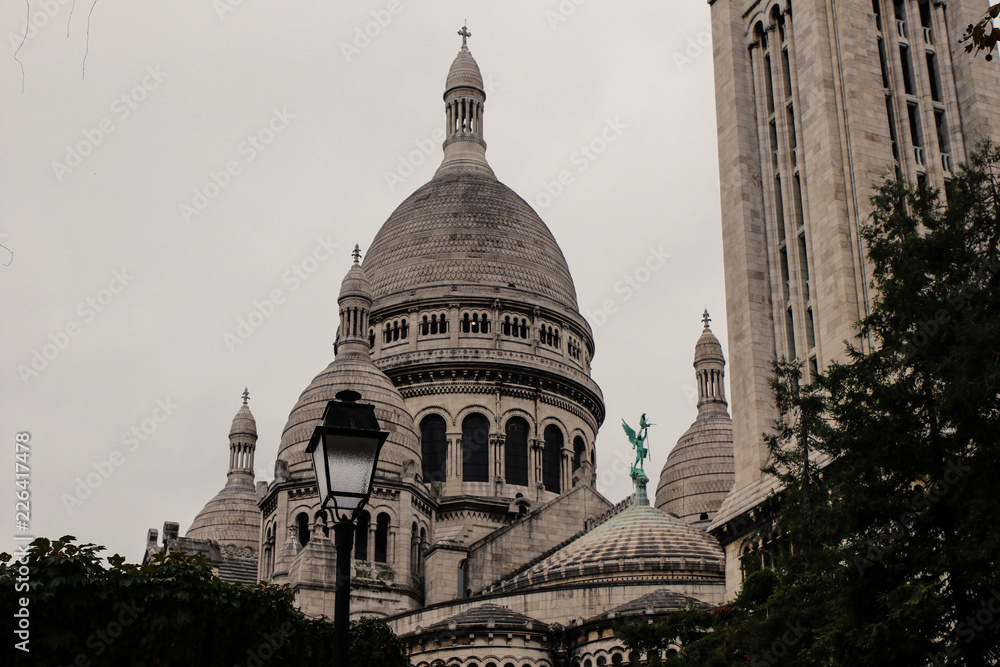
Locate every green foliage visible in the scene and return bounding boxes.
[961,4,1000,61]
[0,536,411,666]
[350,615,410,667]
[615,143,1000,666]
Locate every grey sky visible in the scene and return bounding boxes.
[1,0,726,564]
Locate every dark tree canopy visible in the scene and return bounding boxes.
[0,536,410,667]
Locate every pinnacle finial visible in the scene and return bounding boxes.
[352,244,362,264]
[702,309,711,329]
[458,23,471,48]
[242,387,250,406]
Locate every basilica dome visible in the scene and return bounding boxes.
[363,172,579,313]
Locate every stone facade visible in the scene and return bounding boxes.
[709,0,1000,597]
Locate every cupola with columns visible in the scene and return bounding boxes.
[655,312,736,528]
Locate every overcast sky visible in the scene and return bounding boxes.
[1,0,726,564]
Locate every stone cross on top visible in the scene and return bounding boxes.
[458,24,471,47]
[702,309,711,328]
[242,387,250,405]
[352,244,362,264]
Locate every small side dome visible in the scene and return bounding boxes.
[695,316,725,366]
[655,311,735,525]
[229,390,257,439]
[338,244,373,301]
[445,42,485,97]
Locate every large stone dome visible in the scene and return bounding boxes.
[186,476,261,549]
[490,498,724,594]
[363,171,579,313]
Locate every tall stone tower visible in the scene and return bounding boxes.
[708,0,1000,596]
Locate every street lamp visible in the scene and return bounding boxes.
[305,389,389,667]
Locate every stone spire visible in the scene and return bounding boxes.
[228,389,257,480]
[435,26,495,178]
[694,310,728,417]
[336,245,374,360]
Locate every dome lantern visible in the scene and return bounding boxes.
[436,25,495,178]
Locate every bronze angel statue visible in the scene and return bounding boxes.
[622,413,654,476]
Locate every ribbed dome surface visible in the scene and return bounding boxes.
[655,415,735,524]
[427,604,547,632]
[494,501,724,592]
[276,357,419,476]
[695,327,725,365]
[363,171,579,311]
[339,262,373,300]
[229,404,257,438]
[445,46,484,95]
[186,476,261,550]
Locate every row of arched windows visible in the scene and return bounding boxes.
[460,312,491,334]
[568,337,582,360]
[501,315,530,339]
[288,510,391,563]
[539,324,561,349]
[421,413,575,494]
[382,318,409,343]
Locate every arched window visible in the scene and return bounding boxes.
[419,527,427,572]
[573,436,585,472]
[461,312,471,333]
[504,417,529,487]
[296,512,310,547]
[502,316,511,336]
[368,328,375,348]
[543,425,563,493]
[420,315,429,335]
[375,512,390,563]
[420,415,447,483]
[410,522,420,577]
[355,510,369,560]
[430,314,439,335]
[462,413,490,482]
[612,655,623,666]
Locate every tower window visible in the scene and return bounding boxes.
[355,510,369,560]
[420,414,448,483]
[542,425,563,493]
[296,512,310,547]
[374,512,390,563]
[462,413,490,483]
[572,436,585,472]
[504,417,529,486]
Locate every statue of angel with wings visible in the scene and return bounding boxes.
[622,413,654,476]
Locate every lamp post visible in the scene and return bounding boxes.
[305,389,389,667]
